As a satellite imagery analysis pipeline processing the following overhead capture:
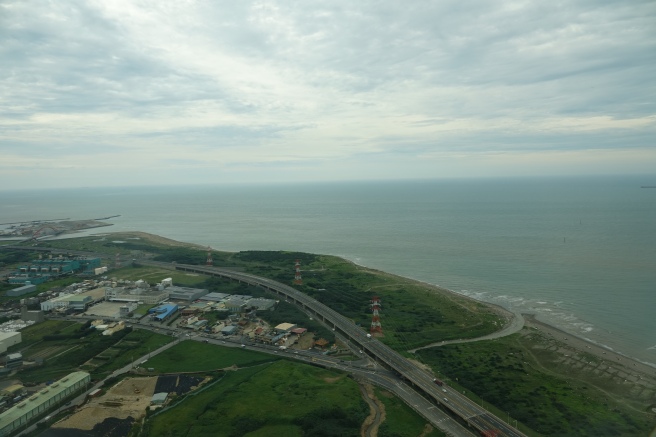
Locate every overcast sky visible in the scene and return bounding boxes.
[1,0,655,189]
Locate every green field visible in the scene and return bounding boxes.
[143,340,280,372]
[141,360,368,437]
[374,387,443,437]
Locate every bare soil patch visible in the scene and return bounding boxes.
[53,377,157,431]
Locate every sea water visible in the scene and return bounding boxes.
[1,176,655,365]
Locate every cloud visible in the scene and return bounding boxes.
[0,0,654,189]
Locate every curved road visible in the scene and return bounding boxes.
[409,309,525,353]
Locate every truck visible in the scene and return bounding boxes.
[432,378,444,386]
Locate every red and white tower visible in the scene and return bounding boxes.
[370,296,383,335]
[206,246,213,266]
[293,259,303,285]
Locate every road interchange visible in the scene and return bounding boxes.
[164,261,526,437]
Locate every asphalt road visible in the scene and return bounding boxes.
[148,261,526,437]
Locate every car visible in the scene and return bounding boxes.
[443,398,448,402]
[442,389,447,393]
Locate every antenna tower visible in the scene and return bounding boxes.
[370,296,383,335]
[206,246,213,266]
[115,253,120,269]
[293,259,303,285]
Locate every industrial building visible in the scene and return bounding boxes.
[167,286,209,301]
[40,294,93,312]
[6,283,36,297]
[274,323,297,333]
[105,286,168,305]
[199,292,230,302]
[0,332,22,354]
[246,298,277,311]
[20,306,44,323]
[4,353,23,369]
[149,304,178,321]
[220,325,238,335]
[0,371,90,436]
[8,257,101,285]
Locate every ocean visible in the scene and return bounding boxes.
[1,176,655,365]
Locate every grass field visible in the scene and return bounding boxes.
[142,360,367,437]
[143,340,280,373]
[374,387,443,437]
[110,266,208,286]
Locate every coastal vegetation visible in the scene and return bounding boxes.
[416,333,654,436]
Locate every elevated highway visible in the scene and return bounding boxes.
[1,244,525,436]
[155,261,526,437]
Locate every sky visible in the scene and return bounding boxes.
[1,0,655,189]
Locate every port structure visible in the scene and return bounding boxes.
[293,259,303,285]
[206,246,213,266]
[370,296,383,335]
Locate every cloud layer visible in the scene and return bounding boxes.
[2,0,655,188]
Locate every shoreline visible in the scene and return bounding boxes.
[347,255,656,372]
[522,314,656,378]
[43,230,656,375]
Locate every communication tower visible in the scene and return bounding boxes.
[370,296,383,335]
[293,259,303,285]
[115,253,120,269]
[206,246,213,266]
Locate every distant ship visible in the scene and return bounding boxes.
[640,186,656,188]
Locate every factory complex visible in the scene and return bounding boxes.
[8,256,104,285]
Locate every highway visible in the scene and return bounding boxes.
[1,245,524,436]
[149,261,526,437]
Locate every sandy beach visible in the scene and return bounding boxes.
[523,313,656,380]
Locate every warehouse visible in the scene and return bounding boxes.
[0,332,22,354]
[198,292,230,302]
[0,371,90,436]
[105,286,168,305]
[40,294,93,312]
[220,325,238,335]
[149,304,178,322]
[274,323,297,333]
[246,298,277,311]
[167,286,209,301]
[7,283,36,297]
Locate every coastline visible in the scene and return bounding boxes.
[522,314,656,378]
[58,231,656,377]
[313,249,656,374]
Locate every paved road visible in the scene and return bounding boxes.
[147,260,526,437]
[2,246,524,436]
[409,309,525,353]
